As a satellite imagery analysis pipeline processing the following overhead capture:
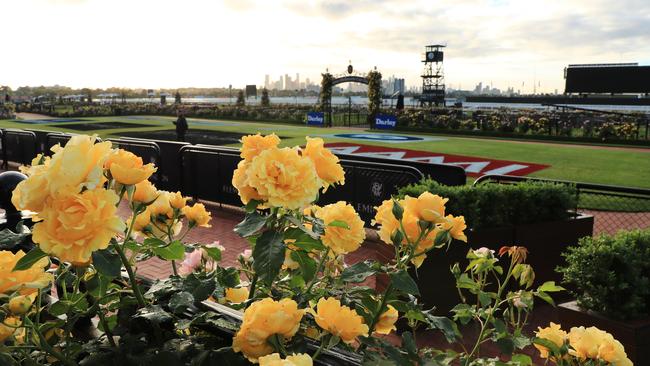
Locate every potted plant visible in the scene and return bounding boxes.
[399,179,593,312]
[557,229,650,365]
[0,133,631,365]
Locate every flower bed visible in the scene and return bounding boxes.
[0,133,631,365]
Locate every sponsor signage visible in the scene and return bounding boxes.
[327,133,443,143]
[306,112,324,126]
[374,114,397,129]
[324,142,550,177]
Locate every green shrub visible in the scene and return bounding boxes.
[398,179,577,230]
[558,229,650,320]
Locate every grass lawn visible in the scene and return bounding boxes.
[2,115,649,189]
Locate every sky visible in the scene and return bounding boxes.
[2,0,650,93]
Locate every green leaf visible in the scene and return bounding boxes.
[91,249,122,278]
[391,200,403,220]
[203,246,222,262]
[537,281,565,293]
[291,251,317,283]
[12,247,48,271]
[328,220,350,229]
[478,291,492,307]
[389,270,420,296]
[496,337,515,355]
[532,337,561,355]
[245,199,263,213]
[252,230,285,285]
[427,316,461,343]
[169,291,194,315]
[341,261,377,283]
[152,240,186,261]
[143,237,167,248]
[534,291,555,306]
[456,273,479,291]
[234,212,267,237]
[511,354,533,366]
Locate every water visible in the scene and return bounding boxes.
[110,96,650,113]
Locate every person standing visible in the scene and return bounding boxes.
[174,111,188,142]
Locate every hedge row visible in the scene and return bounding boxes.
[398,179,577,230]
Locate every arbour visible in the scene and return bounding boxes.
[319,64,382,127]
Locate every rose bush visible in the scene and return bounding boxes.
[0,133,632,366]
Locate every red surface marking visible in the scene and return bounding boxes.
[325,142,550,177]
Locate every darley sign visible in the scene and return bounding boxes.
[307,112,324,126]
[374,114,397,129]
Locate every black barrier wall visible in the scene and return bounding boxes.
[0,129,467,227]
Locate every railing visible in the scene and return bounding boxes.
[474,174,650,235]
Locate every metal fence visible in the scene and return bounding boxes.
[474,175,650,235]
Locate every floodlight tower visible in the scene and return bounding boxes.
[419,44,446,107]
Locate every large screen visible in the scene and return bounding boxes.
[565,66,650,93]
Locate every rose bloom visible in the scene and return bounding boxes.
[375,305,399,335]
[403,192,448,223]
[441,214,467,242]
[105,149,157,186]
[372,199,402,245]
[224,287,250,303]
[0,251,53,296]
[311,297,369,344]
[302,137,345,189]
[259,353,312,366]
[315,201,365,255]
[182,203,212,228]
[232,298,305,362]
[132,180,158,203]
[232,160,263,205]
[240,133,281,161]
[32,188,126,265]
[167,191,188,210]
[598,338,632,366]
[148,190,174,219]
[0,317,22,343]
[12,135,111,212]
[247,147,320,210]
[568,326,608,359]
[534,322,567,359]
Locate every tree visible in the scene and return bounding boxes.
[367,69,382,126]
[236,90,245,106]
[319,72,334,126]
[175,91,182,104]
[261,88,270,107]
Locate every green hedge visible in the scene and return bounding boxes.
[397,179,577,230]
[558,229,650,320]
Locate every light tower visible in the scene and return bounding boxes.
[419,44,445,107]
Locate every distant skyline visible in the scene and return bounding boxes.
[2,0,649,94]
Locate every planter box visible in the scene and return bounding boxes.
[558,301,650,366]
[414,214,593,314]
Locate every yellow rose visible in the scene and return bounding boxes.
[233,298,305,362]
[247,147,320,210]
[132,210,152,234]
[598,338,632,366]
[241,133,281,161]
[11,159,50,212]
[375,305,399,335]
[167,191,188,210]
[105,149,157,185]
[259,353,313,366]
[315,201,365,255]
[8,293,37,315]
[46,135,112,194]
[311,297,369,344]
[132,180,158,203]
[0,316,21,343]
[32,188,126,265]
[534,322,567,359]
[442,215,467,242]
[403,192,448,223]
[0,251,52,296]
[302,137,345,189]
[148,190,174,219]
[372,199,401,245]
[232,160,263,205]
[182,203,212,228]
[568,326,608,360]
[224,287,249,303]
